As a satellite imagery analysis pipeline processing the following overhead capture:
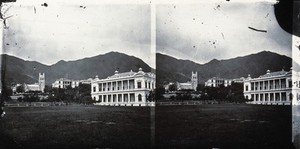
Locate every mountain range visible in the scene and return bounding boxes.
[156,51,298,85]
[1,52,152,87]
[0,51,297,87]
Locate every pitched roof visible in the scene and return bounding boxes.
[259,70,289,78]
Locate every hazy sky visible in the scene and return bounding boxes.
[156,1,292,64]
[1,0,294,68]
[2,0,154,68]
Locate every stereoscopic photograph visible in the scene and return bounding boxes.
[0,0,299,148]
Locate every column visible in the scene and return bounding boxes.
[116,94,118,103]
[280,92,282,102]
[134,79,138,89]
[127,80,130,90]
[279,79,281,89]
[116,81,118,91]
[263,81,265,90]
[121,80,124,90]
[273,80,275,90]
[268,80,270,90]
[127,93,130,102]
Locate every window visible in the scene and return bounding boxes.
[99,95,102,102]
[245,85,248,91]
[270,93,274,101]
[113,95,116,102]
[138,94,142,102]
[93,86,96,92]
[130,93,135,102]
[288,80,292,88]
[118,94,122,102]
[282,92,286,101]
[99,83,102,91]
[145,82,147,88]
[108,95,111,102]
[137,82,142,88]
[265,94,269,101]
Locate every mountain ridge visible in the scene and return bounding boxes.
[156,51,297,85]
[1,52,153,86]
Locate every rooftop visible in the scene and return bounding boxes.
[259,70,290,78]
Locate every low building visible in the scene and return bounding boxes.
[91,68,155,106]
[12,73,45,93]
[205,77,232,87]
[243,69,300,105]
[177,71,198,91]
[52,78,92,89]
[52,78,73,89]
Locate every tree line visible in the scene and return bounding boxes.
[156,83,247,103]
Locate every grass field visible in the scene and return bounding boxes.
[0,104,295,149]
[0,105,151,149]
[155,104,294,149]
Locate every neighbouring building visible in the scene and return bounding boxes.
[177,71,198,91]
[52,78,92,89]
[23,73,45,93]
[12,73,46,93]
[243,69,300,105]
[205,77,245,87]
[205,77,232,87]
[91,68,156,106]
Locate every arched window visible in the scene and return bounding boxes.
[138,94,142,102]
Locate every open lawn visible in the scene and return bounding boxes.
[0,105,151,149]
[0,104,295,149]
[155,104,294,149]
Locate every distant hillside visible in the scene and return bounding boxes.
[1,52,152,86]
[157,51,296,85]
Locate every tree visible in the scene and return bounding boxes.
[16,85,25,93]
[146,90,155,102]
[168,83,177,92]
[0,1,15,29]
[155,85,165,100]
[1,86,12,101]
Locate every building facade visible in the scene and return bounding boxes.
[243,69,300,105]
[205,77,232,87]
[52,78,92,89]
[177,71,198,91]
[91,68,155,106]
[22,73,45,93]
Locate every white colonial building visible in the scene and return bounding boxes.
[205,77,232,87]
[243,69,300,105]
[52,78,92,89]
[91,68,155,106]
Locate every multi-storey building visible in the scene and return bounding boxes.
[52,78,92,89]
[243,69,300,105]
[91,68,155,106]
[52,79,73,89]
[205,77,232,87]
